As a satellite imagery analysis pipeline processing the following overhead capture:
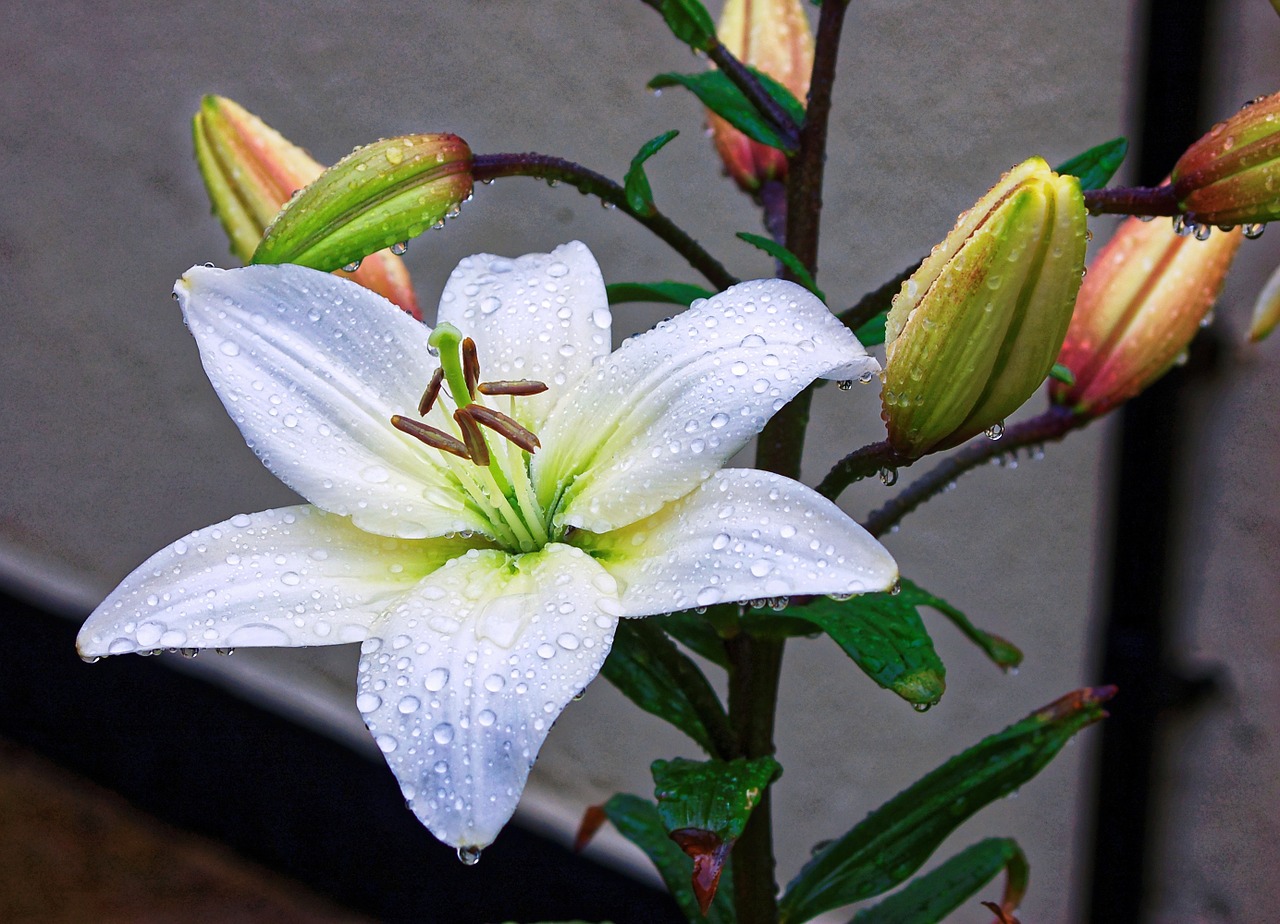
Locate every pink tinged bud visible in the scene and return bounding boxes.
[709,0,813,191]
[1172,90,1280,227]
[192,95,422,318]
[1051,217,1243,415]
[1249,262,1280,343]
[882,158,1088,456]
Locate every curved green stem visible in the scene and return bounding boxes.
[471,152,738,290]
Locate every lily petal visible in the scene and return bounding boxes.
[534,279,878,533]
[583,469,898,613]
[356,543,621,849]
[177,264,491,539]
[77,506,484,657]
[436,241,612,431]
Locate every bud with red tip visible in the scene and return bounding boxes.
[1051,217,1243,415]
[708,0,813,191]
[1172,90,1280,229]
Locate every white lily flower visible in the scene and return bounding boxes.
[78,241,897,853]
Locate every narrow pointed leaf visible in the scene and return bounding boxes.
[736,232,824,299]
[778,687,1114,924]
[849,838,1028,924]
[654,609,731,668]
[607,281,715,307]
[647,0,718,51]
[652,757,782,915]
[601,619,735,757]
[252,134,472,271]
[1049,362,1076,386]
[853,312,888,347]
[1055,137,1128,192]
[896,579,1022,671]
[649,70,804,152]
[603,794,737,924]
[782,594,947,708]
[624,130,680,216]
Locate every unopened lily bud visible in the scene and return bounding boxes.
[709,0,813,191]
[193,95,421,317]
[1171,90,1280,228]
[883,157,1087,455]
[1052,217,1242,414]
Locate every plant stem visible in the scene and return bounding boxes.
[837,257,923,332]
[815,440,915,499]
[470,153,738,290]
[1083,184,1179,217]
[860,407,1088,537]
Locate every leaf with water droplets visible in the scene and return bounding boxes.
[1055,136,1128,192]
[848,838,1028,924]
[649,69,804,153]
[895,579,1022,671]
[651,756,782,914]
[606,281,715,307]
[601,619,734,757]
[602,793,736,924]
[778,687,1114,924]
[624,130,679,217]
[252,134,472,272]
[735,233,824,301]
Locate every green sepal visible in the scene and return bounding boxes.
[649,69,804,153]
[625,131,680,216]
[603,794,737,924]
[849,838,1028,924]
[1055,137,1128,192]
[652,756,782,844]
[854,312,888,347]
[896,579,1022,671]
[1049,362,1076,386]
[777,687,1114,924]
[252,134,472,271]
[735,233,825,300]
[649,0,718,52]
[600,618,735,758]
[606,281,716,308]
[779,593,946,709]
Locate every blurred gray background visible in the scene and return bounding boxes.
[2,2,1277,921]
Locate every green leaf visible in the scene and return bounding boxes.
[777,687,1114,924]
[603,794,737,924]
[649,0,718,52]
[896,579,1022,671]
[735,233,825,299]
[624,130,680,216]
[781,593,946,708]
[252,134,472,271]
[649,69,804,153]
[1055,137,1128,191]
[1049,362,1076,386]
[652,757,782,843]
[606,281,715,308]
[600,619,734,757]
[853,312,888,347]
[849,838,1027,924]
[653,610,731,668]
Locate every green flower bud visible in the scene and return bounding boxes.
[1172,90,1280,227]
[882,157,1088,455]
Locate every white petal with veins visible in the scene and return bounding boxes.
[355,543,620,848]
[77,506,485,657]
[586,469,898,614]
[177,264,490,540]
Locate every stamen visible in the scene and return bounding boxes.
[462,337,480,399]
[466,404,541,453]
[478,380,549,397]
[391,415,471,460]
[417,367,445,416]
[453,408,491,466]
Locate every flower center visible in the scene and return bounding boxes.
[391,323,551,553]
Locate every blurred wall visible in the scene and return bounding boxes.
[0,2,1274,921]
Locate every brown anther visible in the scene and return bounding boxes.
[477,380,550,397]
[462,337,481,399]
[453,408,490,466]
[465,404,541,453]
[391,414,471,460]
[417,367,445,416]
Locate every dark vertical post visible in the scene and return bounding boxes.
[1085,2,1216,921]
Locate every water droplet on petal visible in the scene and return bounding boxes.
[424,667,450,691]
[356,692,382,713]
[457,846,482,866]
[433,722,455,744]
